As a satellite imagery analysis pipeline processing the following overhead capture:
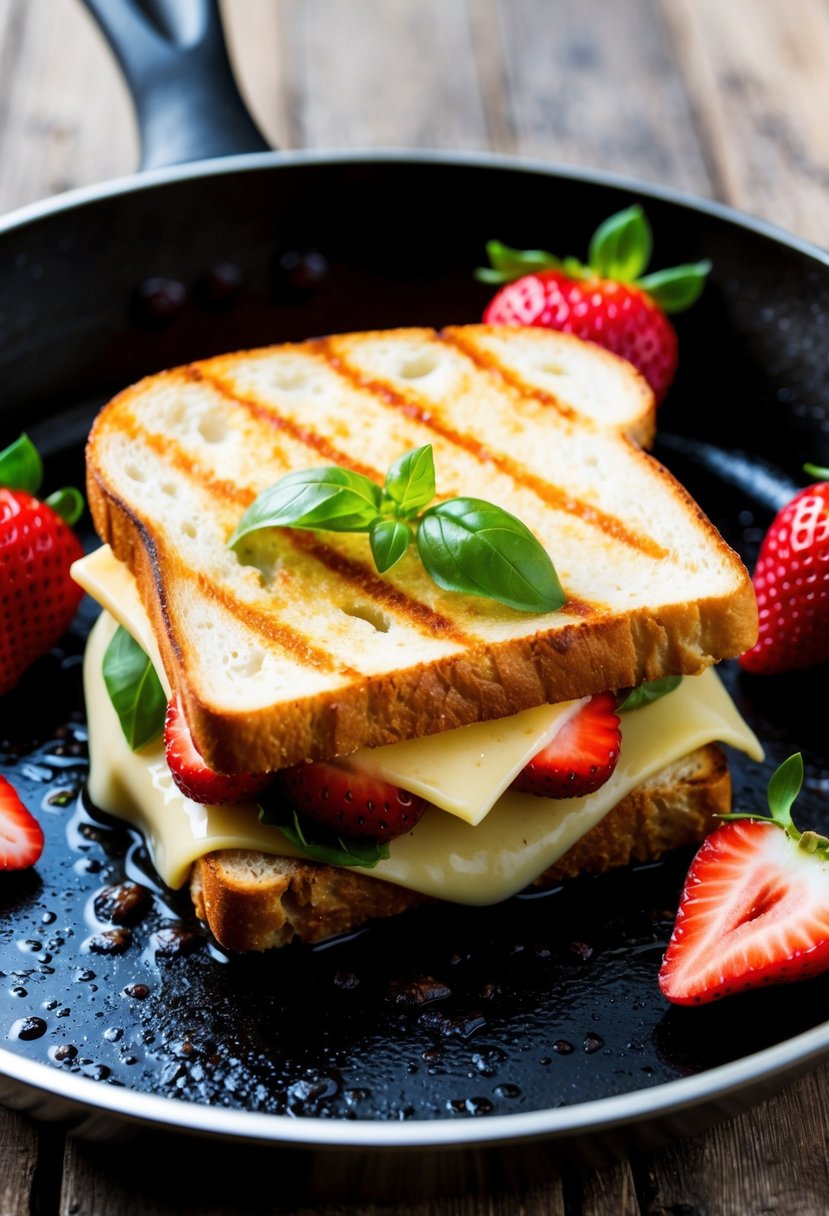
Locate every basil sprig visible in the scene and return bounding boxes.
[258,802,390,869]
[230,444,565,614]
[617,675,682,714]
[102,625,167,749]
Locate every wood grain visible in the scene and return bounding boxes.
[270,0,489,150]
[2,1,829,1214]
[638,1063,829,1215]
[0,0,135,214]
[661,0,829,246]
[489,0,712,195]
[576,1158,641,1216]
[0,1107,39,1216]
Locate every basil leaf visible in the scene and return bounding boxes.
[0,434,43,495]
[637,261,711,314]
[258,804,390,869]
[384,444,436,515]
[474,240,561,285]
[617,675,682,713]
[370,518,412,573]
[229,467,382,546]
[102,625,167,750]
[417,497,565,613]
[588,205,652,282]
[44,486,84,527]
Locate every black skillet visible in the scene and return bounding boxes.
[1,0,829,1179]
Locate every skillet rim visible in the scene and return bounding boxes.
[1,146,828,1148]
[1,1012,828,1147]
[0,146,827,270]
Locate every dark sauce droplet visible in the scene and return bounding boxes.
[123,984,150,1001]
[10,1016,47,1041]
[94,883,152,927]
[132,277,187,328]
[274,249,329,301]
[195,262,245,310]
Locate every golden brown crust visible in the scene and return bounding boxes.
[191,852,427,952]
[190,744,730,951]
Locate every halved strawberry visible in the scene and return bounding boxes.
[512,692,621,798]
[275,760,427,842]
[0,775,44,870]
[659,754,829,1005]
[163,696,272,805]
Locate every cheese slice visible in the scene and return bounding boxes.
[83,608,763,903]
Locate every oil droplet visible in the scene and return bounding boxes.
[10,1017,47,1041]
[123,983,150,1000]
[50,1044,77,1063]
[493,1083,522,1099]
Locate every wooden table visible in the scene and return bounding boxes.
[2,1,829,1211]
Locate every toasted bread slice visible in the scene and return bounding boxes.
[87,325,757,774]
[190,743,729,951]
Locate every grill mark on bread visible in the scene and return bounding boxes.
[439,327,580,423]
[111,407,478,646]
[191,365,383,482]
[318,340,667,560]
[92,455,350,676]
[286,533,473,642]
[189,571,354,674]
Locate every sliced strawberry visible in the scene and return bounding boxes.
[0,775,44,870]
[275,760,426,842]
[659,754,829,1005]
[164,696,272,805]
[512,692,621,798]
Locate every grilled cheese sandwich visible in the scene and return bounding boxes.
[75,325,761,949]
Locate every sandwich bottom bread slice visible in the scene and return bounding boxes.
[190,744,730,951]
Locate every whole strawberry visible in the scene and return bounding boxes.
[0,434,85,695]
[477,205,711,403]
[740,463,829,675]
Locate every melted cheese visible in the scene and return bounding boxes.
[82,606,763,904]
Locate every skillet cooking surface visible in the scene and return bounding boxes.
[1,155,829,1132]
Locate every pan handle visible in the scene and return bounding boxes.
[80,0,270,170]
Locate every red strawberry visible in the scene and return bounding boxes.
[0,474,85,695]
[164,695,272,805]
[659,754,829,1005]
[0,775,44,870]
[740,468,829,675]
[276,760,427,842]
[477,205,711,404]
[512,692,621,798]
